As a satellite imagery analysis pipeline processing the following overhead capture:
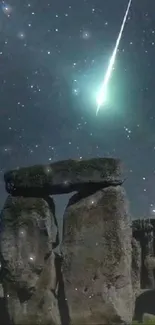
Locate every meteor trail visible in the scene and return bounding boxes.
[96,0,132,115]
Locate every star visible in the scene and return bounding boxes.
[17,32,25,39]
[81,30,91,40]
[0,0,154,221]
[2,3,12,16]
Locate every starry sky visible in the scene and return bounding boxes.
[0,0,155,219]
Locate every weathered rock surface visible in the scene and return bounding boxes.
[6,252,61,325]
[131,237,141,298]
[0,195,59,324]
[4,158,124,196]
[132,219,155,289]
[0,284,4,298]
[61,185,133,324]
[0,297,11,325]
[0,157,138,325]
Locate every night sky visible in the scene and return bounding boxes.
[0,0,155,219]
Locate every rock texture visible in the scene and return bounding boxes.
[132,219,155,290]
[132,219,155,322]
[4,158,124,196]
[131,237,141,298]
[13,252,61,325]
[0,195,59,324]
[61,186,133,325]
[0,157,136,325]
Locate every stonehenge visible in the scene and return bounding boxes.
[0,157,154,324]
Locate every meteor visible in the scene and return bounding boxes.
[96,0,132,115]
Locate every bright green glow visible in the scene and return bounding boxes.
[96,85,108,107]
[96,0,132,115]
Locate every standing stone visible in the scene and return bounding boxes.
[0,195,59,325]
[132,219,155,289]
[61,185,133,325]
[131,237,141,298]
[17,252,61,325]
